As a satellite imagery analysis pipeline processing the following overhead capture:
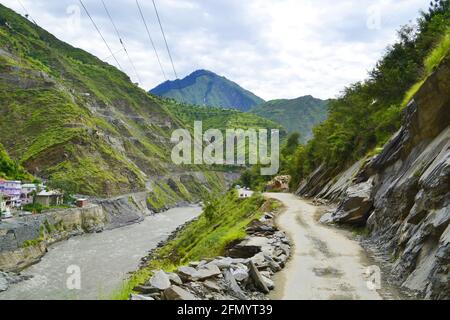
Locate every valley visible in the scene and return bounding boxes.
[0,1,449,302]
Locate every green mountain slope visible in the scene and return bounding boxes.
[0,5,280,196]
[250,96,329,143]
[150,70,265,111]
[0,142,31,180]
[165,98,285,134]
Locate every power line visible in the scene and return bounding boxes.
[16,0,38,25]
[101,0,142,84]
[152,0,179,80]
[78,0,123,71]
[136,0,167,81]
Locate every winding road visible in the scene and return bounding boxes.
[265,193,388,300]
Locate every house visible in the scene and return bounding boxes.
[35,190,63,207]
[0,180,22,208]
[0,193,12,213]
[75,198,88,208]
[20,183,38,205]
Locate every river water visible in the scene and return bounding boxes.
[0,206,202,300]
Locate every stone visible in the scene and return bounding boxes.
[261,276,275,290]
[247,260,269,294]
[149,270,171,290]
[196,264,222,280]
[232,268,249,282]
[130,294,155,301]
[133,285,160,294]
[177,266,198,281]
[223,269,248,300]
[203,280,222,292]
[167,272,183,285]
[331,180,374,225]
[0,274,9,292]
[164,285,197,300]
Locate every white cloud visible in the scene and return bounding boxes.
[0,0,430,100]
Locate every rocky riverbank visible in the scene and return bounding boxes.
[130,211,291,300]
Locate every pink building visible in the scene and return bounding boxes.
[0,180,21,207]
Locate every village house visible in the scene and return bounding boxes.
[35,190,64,207]
[0,179,22,208]
[20,183,37,205]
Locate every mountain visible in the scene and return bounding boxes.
[150,69,265,111]
[0,5,278,197]
[250,96,329,143]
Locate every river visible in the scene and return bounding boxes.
[0,206,202,300]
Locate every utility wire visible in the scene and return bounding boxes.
[78,0,123,71]
[16,0,38,25]
[136,0,167,81]
[152,0,178,80]
[101,0,142,84]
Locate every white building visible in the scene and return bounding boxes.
[0,179,22,208]
[21,183,38,205]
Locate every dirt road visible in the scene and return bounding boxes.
[266,193,384,300]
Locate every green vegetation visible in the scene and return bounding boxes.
[250,96,329,143]
[164,98,285,134]
[284,1,450,188]
[150,70,265,112]
[0,142,31,180]
[0,4,185,196]
[112,191,278,300]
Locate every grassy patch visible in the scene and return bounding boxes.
[111,191,277,300]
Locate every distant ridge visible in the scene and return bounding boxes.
[150,69,265,111]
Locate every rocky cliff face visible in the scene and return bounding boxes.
[297,57,449,299]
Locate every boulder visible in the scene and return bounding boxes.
[130,294,155,301]
[247,260,269,294]
[177,266,198,281]
[203,280,222,292]
[261,276,275,290]
[164,285,197,300]
[149,270,171,290]
[133,285,160,295]
[223,269,248,300]
[232,268,249,282]
[167,272,183,285]
[331,180,374,225]
[196,264,222,280]
[227,237,270,258]
[0,273,8,292]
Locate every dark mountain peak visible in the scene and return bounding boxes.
[150,70,264,111]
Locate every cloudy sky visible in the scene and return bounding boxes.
[0,0,430,100]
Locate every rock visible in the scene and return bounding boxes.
[226,237,270,258]
[0,274,9,292]
[133,285,160,295]
[247,260,270,294]
[223,269,248,300]
[177,266,198,281]
[167,272,183,285]
[130,294,155,301]
[164,285,197,300]
[331,180,374,225]
[261,276,275,290]
[265,175,291,192]
[149,270,171,290]
[196,264,222,280]
[232,268,249,282]
[203,280,222,292]
[208,257,233,270]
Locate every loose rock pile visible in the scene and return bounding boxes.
[131,212,291,300]
[0,271,32,292]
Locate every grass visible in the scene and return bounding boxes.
[424,29,450,74]
[401,29,450,108]
[111,191,280,300]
